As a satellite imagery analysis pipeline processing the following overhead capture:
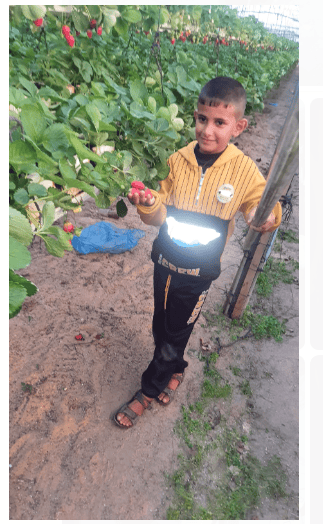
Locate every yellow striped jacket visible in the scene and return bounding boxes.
[137,141,282,240]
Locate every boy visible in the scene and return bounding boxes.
[114,77,281,428]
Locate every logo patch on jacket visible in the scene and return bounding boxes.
[217,184,234,203]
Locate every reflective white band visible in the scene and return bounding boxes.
[166,217,220,246]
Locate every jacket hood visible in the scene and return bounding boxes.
[177,141,244,168]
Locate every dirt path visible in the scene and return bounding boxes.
[9,66,299,520]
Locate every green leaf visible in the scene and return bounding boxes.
[9,281,27,319]
[37,86,66,102]
[18,76,37,97]
[69,135,106,164]
[71,10,89,32]
[42,124,69,154]
[130,79,148,103]
[62,177,97,199]
[147,96,157,114]
[159,7,170,24]
[9,140,37,168]
[91,82,107,97]
[81,62,93,84]
[176,65,188,86]
[9,87,28,108]
[104,75,128,96]
[41,201,56,230]
[20,104,47,144]
[9,206,33,247]
[114,17,128,39]
[146,118,170,134]
[85,102,101,131]
[27,183,47,198]
[129,101,155,121]
[59,158,77,180]
[9,236,31,270]
[122,8,142,24]
[103,11,117,31]
[39,235,65,257]
[21,4,46,21]
[168,103,179,120]
[9,269,38,297]
[23,136,58,168]
[95,192,111,209]
[116,199,128,218]
[43,226,73,251]
[13,188,30,206]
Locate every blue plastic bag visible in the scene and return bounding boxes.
[71,221,145,254]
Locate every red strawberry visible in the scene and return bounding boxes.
[145,188,153,199]
[76,31,80,36]
[87,30,92,38]
[75,334,84,341]
[62,25,70,37]
[131,181,145,191]
[144,31,150,36]
[63,221,74,233]
[90,19,97,28]
[171,38,175,45]
[97,26,102,35]
[66,34,75,48]
[34,18,43,27]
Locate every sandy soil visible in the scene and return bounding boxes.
[9,65,299,520]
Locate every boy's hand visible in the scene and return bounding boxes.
[246,206,275,233]
[127,182,155,207]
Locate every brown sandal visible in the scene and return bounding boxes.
[156,372,185,406]
[113,390,153,429]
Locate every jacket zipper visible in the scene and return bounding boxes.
[195,166,206,206]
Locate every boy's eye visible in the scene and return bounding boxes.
[216,120,224,126]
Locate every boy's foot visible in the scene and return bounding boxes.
[157,372,185,405]
[114,390,153,428]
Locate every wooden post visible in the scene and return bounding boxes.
[223,80,299,319]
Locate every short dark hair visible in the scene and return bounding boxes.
[198,77,246,118]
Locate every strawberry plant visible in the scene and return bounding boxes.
[9,5,298,318]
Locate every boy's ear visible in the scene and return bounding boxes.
[233,117,248,137]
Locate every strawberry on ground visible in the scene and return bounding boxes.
[63,221,74,233]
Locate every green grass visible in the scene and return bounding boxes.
[166,428,289,520]
[21,382,32,393]
[240,306,286,342]
[240,379,253,397]
[256,256,296,297]
[164,294,290,519]
[277,229,299,243]
[203,303,286,342]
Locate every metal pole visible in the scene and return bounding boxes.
[223,80,299,318]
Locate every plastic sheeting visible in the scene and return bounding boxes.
[71,222,145,255]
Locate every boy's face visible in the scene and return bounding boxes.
[194,102,248,154]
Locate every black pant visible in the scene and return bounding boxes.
[141,264,213,398]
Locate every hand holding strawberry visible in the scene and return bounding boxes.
[127,181,155,207]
